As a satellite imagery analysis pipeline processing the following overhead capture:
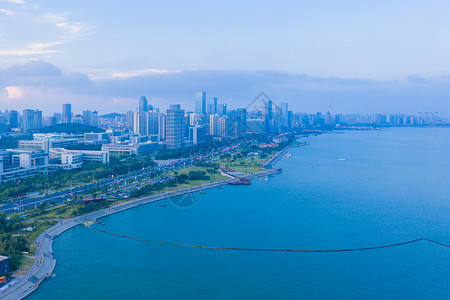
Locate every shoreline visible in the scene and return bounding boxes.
[0,151,286,299]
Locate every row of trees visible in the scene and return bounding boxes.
[0,214,29,271]
[0,154,156,201]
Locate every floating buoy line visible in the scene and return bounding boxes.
[86,225,449,252]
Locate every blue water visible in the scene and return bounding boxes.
[31,128,450,299]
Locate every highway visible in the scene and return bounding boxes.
[1,145,240,215]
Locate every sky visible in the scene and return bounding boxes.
[0,0,450,116]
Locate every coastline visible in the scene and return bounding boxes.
[0,151,286,299]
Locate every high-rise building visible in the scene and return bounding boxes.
[280,102,289,128]
[189,113,201,126]
[324,111,331,125]
[207,97,218,115]
[146,112,159,135]
[22,109,35,131]
[133,112,147,135]
[83,110,92,125]
[218,115,229,138]
[195,92,207,115]
[219,103,227,116]
[166,104,185,149]
[34,110,42,129]
[189,125,206,146]
[209,114,220,136]
[9,110,18,129]
[139,96,148,112]
[158,114,166,140]
[49,116,57,126]
[53,113,62,124]
[91,111,98,126]
[62,104,72,123]
[126,111,134,130]
[236,108,247,138]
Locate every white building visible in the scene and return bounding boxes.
[49,148,109,169]
[0,150,49,183]
[218,116,230,138]
[209,114,220,136]
[101,142,158,155]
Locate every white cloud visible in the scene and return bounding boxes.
[0,6,93,64]
[4,86,25,99]
[1,0,25,4]
[41,13,67,23]
[88,68,182,80]
[0,41,62,57]
[56,22,82,34]
[0,8,12,15]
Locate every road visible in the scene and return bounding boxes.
[1,145,240,215]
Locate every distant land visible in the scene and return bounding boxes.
[99,113,122,119]
[32,123,105,134]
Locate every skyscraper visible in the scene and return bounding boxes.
[158,114,166,140]
[195,92,206,115]
[9,110,18,129]
[126,111,134,130]
[83,110,92,125]
[62,104,72,123]
[207,97,217,115]
[139,96,148,112]
[218,115,229,138]
[189,125,206,146]
[166,104,185,149]
[34,109,42,129]
[236,108,247,138]
[133,111,147,135]
[146,112,159,135]
[22,109,35,131]
[209,114,220,136]
[219,103,227,116]
[91,111,98,126]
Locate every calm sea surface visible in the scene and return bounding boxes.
[31,128,450,299]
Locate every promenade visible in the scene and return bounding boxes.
[0,168,281,300]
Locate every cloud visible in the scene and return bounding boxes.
[41,12,66,23]
[3,86,25,99]
[0,8,12,15]
[0,42,61,57]
[88,68,182,80]
[0,61,450,117]
[0,5,93,63]
[1,0,25,4]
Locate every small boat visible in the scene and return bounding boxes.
[185,194,193,198]
[200,191,206,194]
[159,204,166,207]
[218,186,223,189]
[285,154,292,158]
[338,158,346,161]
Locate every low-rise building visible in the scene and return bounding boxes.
[49,148,109,169]
[101,142,158,155]
[0,149,49,183]
[0,256,10,277]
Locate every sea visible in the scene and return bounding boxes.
[30,127,450,299]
